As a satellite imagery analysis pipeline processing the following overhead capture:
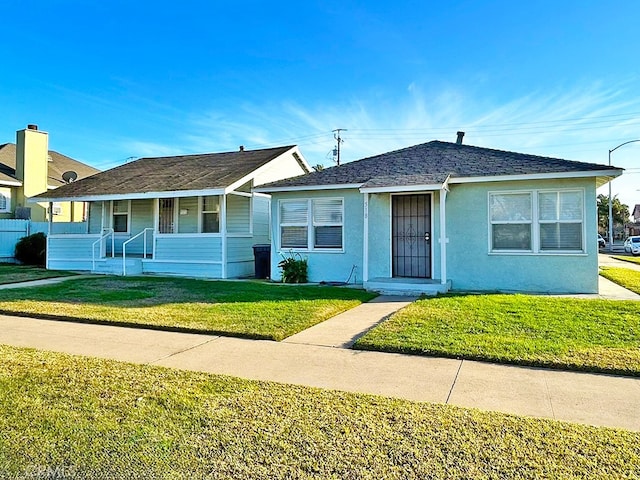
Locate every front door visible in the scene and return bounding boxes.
[392,194,431,278]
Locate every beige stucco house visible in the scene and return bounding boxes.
[0,125,99,222]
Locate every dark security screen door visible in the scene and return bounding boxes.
[392,194,431,278]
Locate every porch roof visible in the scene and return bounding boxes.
[32,145,297,202]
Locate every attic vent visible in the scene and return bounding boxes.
[239,145,245,152]
[456,131,465,144]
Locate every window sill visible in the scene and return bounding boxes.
[278,248,345,254]
[488,251,588,257]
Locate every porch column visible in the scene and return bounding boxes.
[221,194,227,279]
[439,188,448,285]
[46,202,53,270]
[362,192,369,282]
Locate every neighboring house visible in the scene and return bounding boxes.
[626,203,640,237]
[34,145,311,277]
[256,138,623,295]
[0,125,99,222]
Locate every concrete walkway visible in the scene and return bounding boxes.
[1,299,639,431]
[599,253,640,272]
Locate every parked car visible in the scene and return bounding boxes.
[623,236,640,256]
[598,234,606,248]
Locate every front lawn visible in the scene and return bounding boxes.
[612,255,640,266]
[0,345,638,479]
[0,276,375,340]
[600,267,640,295]
[0,263,76,285]
[354,294,640,375]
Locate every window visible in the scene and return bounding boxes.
[280,200,308,248]
[112,200,130,233]
[280,198,343,250]
[0,190,9,212]
[490,193,532,251]
[538,191,583,251]
[489,190,584,253]
[313,199,343,248]
[201,195,220,233]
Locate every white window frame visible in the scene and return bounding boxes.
[111,199,131,234]
[200,195,221,234]
[488,188,586,255]
[0,190,11,212]
[278,198,344,252]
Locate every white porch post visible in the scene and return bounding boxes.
[363,192,369,283]
[46,202,53,270]
[221,194,227,279]
[439,188,448,285]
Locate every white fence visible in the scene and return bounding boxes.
[0,219,87,262]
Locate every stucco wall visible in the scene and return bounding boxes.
[270,188,364,283]
[445,177,598,293]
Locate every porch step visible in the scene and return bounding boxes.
[92,257,143,276]
[364,278,451,296]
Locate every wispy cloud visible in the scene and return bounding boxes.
[110,81,640,205]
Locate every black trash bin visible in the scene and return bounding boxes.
[253,244,271,279]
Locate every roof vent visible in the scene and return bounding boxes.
[27,124,38,131]
[456,131,465,145]
[239,145,245,152]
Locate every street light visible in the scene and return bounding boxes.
[608,139,640,252]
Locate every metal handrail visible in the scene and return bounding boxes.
[122,228,154,276]
[92,228,114,270]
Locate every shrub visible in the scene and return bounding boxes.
[15,232,46,266]
[278,252,308,283]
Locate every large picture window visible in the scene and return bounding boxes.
[280,198,343,250]
[489,190,584,253]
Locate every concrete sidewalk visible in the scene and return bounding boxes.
[1,307,639,432]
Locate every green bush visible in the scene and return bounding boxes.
[15,232,46,266]
[278,252,308,283]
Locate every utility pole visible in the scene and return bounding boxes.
[332,128,347,165]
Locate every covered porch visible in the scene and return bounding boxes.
[360,174,451,295]
[45,186,269,278]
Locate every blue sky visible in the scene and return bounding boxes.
[1,1,639,208]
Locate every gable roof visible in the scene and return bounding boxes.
[33,145,299,201]
[256,141,622,192]
[0,143,99,187]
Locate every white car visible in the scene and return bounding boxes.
[623,236,640,256]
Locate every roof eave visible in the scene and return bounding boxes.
[449,169,623,185]
[31,188,227,203]
[254,183,363,193]
[0,179,22,187]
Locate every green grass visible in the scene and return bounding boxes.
[0,276,375,341]
[0,263,76,285]
[600,267,640,295]
[612,255,640,266]
[355,294,640,375]
[0,345,638,479]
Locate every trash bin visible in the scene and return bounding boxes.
[253,244,271,279]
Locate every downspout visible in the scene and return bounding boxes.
[363,192,369,283]
[439,177,450,286]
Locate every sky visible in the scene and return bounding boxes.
[1,1,639,211]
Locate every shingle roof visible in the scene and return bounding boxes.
[34,145,296,199]
[259,140,620,190]
[0,143,99,186]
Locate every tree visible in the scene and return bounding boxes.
[597,194,630,234]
